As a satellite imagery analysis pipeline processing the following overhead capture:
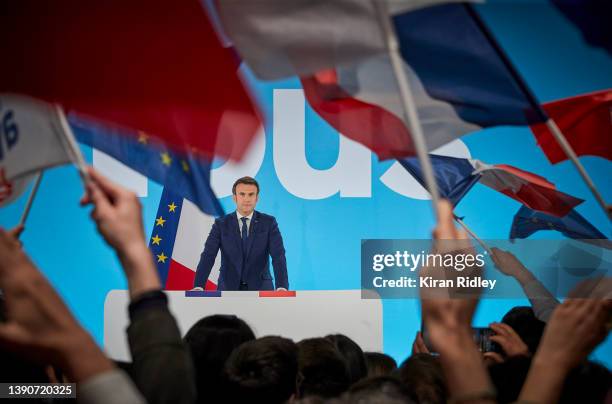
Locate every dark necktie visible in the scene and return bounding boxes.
[241,217,248,251]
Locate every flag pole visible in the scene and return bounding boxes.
[464,4,609,220]
[19,171,43,228]
[54,105,90,183]
[544,118,609,218]
[372,0,441,219]
[454,215,493,256]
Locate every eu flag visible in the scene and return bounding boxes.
[510,205,607,240]
[70,114,223,216]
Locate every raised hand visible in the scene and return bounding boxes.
[0,228,113,382]
[489,322,529,358]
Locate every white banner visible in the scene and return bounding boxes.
[0,94,74,203]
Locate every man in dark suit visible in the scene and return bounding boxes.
[193,176,288,291]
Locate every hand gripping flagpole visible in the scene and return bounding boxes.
[372,0,441,219]
[18,171,43,228]
[464,4,609,220]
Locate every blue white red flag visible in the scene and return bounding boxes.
[400,154,584,216]
[301,3,546,159]
[148,188,221,290]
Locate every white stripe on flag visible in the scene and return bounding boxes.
[93,148,148,197]
[217,0,480,80]
[172,198,221,284]
[337,54,481,151]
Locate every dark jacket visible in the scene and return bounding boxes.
[193,210,289,290]
[126,291,197,404]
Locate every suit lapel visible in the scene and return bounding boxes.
[244,211,258,262]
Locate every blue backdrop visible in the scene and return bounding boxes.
[1,1,611,366]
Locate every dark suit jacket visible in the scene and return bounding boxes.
[193,211,288,290]
[126,291,196,404]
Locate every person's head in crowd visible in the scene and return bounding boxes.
[398,353,447,404]
[490,356,612,404]
[364,352,397,377]
[345,376,416,404]
[297,337,351,399]
[559,360,612,404]
[325,334,368,384]
[184,314,255,403]
[488,356,531,403]
[224,336,298,404]
[501,306,545,355]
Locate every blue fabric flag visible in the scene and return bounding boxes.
[148,188,183,285]
[393,3,546,127]
[510,205,607,240]
[69,114,224,217]
[551,0,612,55]
[398,154,481,206]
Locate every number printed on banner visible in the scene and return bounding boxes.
[0,103,19,160]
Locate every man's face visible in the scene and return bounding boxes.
[233,183,259,216]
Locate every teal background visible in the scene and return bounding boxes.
[1,1,611,366]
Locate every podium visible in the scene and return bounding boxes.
[104,290,383,361]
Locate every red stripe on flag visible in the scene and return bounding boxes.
[0,0,261,162]
[165,260,217,291]
[301,70,414,160]
[165,260,195,290]
[531,89,612,164]
[490,165,584,217]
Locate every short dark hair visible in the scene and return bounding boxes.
[398,353,447,404]
[325,334,368,384]
[232,176,259,195]
[184,315,255,404]
[365,352,397,377]
[297,338,350,399]
[224,336,298,404]
[501,306,545,355]
[347,376,416,404]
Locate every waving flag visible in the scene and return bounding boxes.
[71,116,223,216]
[299,3,546,159]
[552,0,612,55]
[0,94,75,204]
[473,161,584,217]
[398,155,480,206]
[215,0,472,80]
[531,89,612,164]
[149,189,221,290]
[0,0,261,162]
[510,205,607,240]
[400,154,584,217]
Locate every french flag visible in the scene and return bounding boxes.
[400,154,584,217]
[149,188,221,291]
[530,89,612,164]
[301,3,546,160]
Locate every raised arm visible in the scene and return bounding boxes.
[519,289,611,404]
[0,228,144,404]
[491,248,559,322]
[420,200,496,404]
[82,166,196,404]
